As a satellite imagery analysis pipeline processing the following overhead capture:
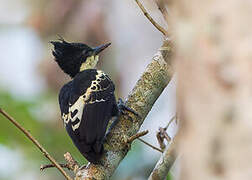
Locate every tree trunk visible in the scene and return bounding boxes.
[173,0,252,179]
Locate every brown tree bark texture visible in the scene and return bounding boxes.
[173,1,252,180]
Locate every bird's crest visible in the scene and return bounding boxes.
[51,38,92,78]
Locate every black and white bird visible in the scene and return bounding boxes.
[51,38,136,164]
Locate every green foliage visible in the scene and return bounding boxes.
[0,90,87,164]
[167,172,172,180]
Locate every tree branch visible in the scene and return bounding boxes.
[40,164,71,171]
[148,136,177,180]
[135,0,168,36]
[40,152,79,174]
[138,138,163,153]
[164,115,176,130]
[155,0,170,26]
[0,109,73,180]
[75,39,173,179]
[64,152,79,174]
[157,116,176,150]
[127,130,149,143]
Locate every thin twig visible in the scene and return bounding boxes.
[127,130,149,143]
[135,0,168,36]
[150,116,177,179]
[159,127,171,142]
[0,108,72,180]
[164,115,176,130]
[64,152,79,174]
[156,132,166,150]
[157,115,176,149]
[40,164,71,171]
[40,152,79,173]
[138,138,163,153]
[155,0,170,26]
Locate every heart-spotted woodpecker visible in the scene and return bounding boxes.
[51,38,137,164]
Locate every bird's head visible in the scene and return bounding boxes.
[51,38,111,78]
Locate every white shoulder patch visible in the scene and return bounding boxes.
[69,96,85,131]
[64,71,111,131]
[82,70,110,104]
[62,113,70,126]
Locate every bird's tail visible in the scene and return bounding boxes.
[79,141,104,164]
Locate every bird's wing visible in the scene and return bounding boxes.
[58,81,72,126]
[67,70,117,154]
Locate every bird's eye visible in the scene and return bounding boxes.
[87,50,92,56]
[82,49,89,55]
[82,50,87,54]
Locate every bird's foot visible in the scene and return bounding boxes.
[117,98,140,117]
[105,99,140,139]
[106,98,137,135]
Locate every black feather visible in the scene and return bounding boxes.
[51,39,92,78]
[58,69,118,163]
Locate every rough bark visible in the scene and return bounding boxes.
[75,39,173,179]
[148,137,177,180]
[173,0,252,180]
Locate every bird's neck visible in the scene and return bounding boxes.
[80,55,99,71]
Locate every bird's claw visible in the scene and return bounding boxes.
[117,98,140,117]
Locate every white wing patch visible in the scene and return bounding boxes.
[82,70,110,104]
[62,113,70,125]
[63,70,111,131]
[69,96,85,131]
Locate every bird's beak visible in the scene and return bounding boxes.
[93,43,111,55]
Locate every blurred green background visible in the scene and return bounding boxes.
[0,0,176,179]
